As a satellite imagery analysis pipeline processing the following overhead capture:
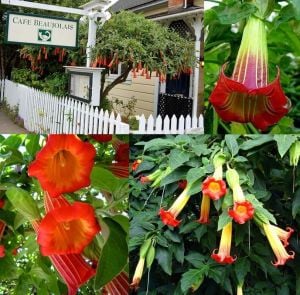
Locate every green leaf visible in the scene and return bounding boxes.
[0,135,24,149]
[292,187,300,218]
[144,138,176,152]
[234,257,250,284]
[239,135,274,150]
[217,211,232,231]
[179,221,200,234]
[185,252,206,268]
[168,149,190,170]
[186,167,206,184]
[192,144,210,156]
[173,243,184,264]
[165,230,181,243]
[6,187,40,222]
[25,135,41,158]
[181,267,208,293]
[0,256,18,280]
[160,168,189,186]
[155,247,172,275]
[91,166,124,194]
[215,2,257,24]
[94,218,128,289]
[274,134,297,158]
[225,135,239,157]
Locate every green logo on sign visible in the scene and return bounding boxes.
[38,29,52,42]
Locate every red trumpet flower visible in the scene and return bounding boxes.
[38,201,100,256]
[0,199,5,208]
[209,17,290,130]
[228,201,254,224]
[132,160,142,171]
[202,176,227,201]
[28,135,96,198]
[92,135,113,143]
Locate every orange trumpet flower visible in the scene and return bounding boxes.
[28,135,96,198]
[202,176,227,201]
[38,198,100,256]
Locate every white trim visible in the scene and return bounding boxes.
[1,0,89,15]
[151,8,202,21]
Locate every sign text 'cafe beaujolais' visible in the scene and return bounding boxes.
[5,12,79,48]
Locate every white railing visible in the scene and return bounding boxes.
[132,114,204,134]
[0,79,129,134]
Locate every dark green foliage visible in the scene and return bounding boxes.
[130,135,300,294]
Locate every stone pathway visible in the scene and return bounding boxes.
[0,110,28,134]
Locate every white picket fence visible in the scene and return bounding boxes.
[0,79,129,134]
[133,114,204,134]
[0,79,204,134]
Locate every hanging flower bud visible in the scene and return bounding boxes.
[130,256,145,291]
[289,141,300,167]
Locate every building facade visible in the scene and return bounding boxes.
[109,0,203,117]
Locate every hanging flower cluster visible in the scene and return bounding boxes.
[136,151,295,274]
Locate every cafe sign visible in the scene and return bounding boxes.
[5,12,79,48]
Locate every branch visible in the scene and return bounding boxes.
[100,63,133,107]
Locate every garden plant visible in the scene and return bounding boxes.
[0,134,129,294]
[130,134,300,294]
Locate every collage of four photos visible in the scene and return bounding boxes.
[0,0,300,294]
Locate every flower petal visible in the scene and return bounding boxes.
[38,201,100,255]
[209,66,290,130]
[28,135,96,198]
[159,209,181,227]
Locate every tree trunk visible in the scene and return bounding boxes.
[100,63,133,109]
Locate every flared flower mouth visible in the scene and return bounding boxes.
[28,135,96,198]
[197,195,211,224]
[211,222,236,264]
[209,65,290,130]
[209,16,291,130]
[269,225,294,247]
[132,160,142,171]
[130,257,145,291]
[228,201,254,224]
[263,223,295,266]
[38,202,100,255]
[202,176,227,200]
[159,208,181,227]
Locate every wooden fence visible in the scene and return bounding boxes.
[0,79,130,134]
[132,114,204,134]
[0,79,204,134]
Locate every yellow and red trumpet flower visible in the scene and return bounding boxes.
[28,135,96,198]
[268,225,294,247]
[198,153,227,224]
[211,221,236,264]
[228,201,254,225]
[130,256,145,291]
[262,223,295,266]
[226,168,254,224]
[159,183,191,227]
[197,195,211,224]
[209,16,290,130]
[202,177,227,201]
[132,159,142,171]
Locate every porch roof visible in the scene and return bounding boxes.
[111,0,165,12]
